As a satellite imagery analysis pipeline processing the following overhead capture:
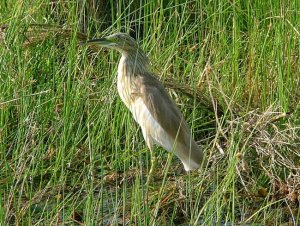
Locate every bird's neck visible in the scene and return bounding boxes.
[119,49,150,76]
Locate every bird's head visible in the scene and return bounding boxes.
[81,33,138,53]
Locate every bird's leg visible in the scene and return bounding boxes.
[146,149,156,187]
[143,135,156,187]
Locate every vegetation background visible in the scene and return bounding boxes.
[0,0,299,225]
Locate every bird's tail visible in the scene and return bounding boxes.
[176,141,203,171]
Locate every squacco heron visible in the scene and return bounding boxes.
[82,33,203,181]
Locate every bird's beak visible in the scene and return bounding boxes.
[80,37,113,46]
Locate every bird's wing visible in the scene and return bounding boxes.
[133,73,203,171]
[136,73,190,144]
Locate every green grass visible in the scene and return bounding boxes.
[1,0,300,225]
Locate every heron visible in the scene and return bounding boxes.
[82,33,203,183]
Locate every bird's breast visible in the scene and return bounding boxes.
[117,75,131,108]
[117,58,136,109]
